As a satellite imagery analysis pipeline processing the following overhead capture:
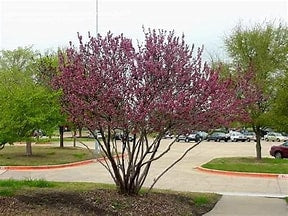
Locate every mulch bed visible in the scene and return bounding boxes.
[0,189,218,215]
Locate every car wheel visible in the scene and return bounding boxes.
[247,138,250,142]
[275,152,282,159]
[276,138,280,142]
[265,138,269,142]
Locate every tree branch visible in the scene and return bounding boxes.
[148,140,203,193]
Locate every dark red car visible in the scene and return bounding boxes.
[270,142,288,158]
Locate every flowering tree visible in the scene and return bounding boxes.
[55,29,250,195]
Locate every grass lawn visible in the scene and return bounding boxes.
[202,157,288,174]
[0,146,95,166]
[0,179,220,215]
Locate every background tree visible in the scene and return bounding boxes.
[269,74,288,132]
[55,30,251,195]
[0,47,62,156]
[0,46,36,72]
[0,69,61,156]
[35,53,68,148]
[224,21,288,159]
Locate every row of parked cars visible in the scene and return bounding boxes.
[170,131,288,143]
[168,131,257,143]
[165,130,288,159]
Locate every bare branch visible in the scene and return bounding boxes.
[140,137,178,168]
[78,140,117,182]
[148,140,203,192]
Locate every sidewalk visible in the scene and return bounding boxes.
[204,195,288,216]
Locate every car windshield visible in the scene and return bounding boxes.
[274,133,282,136]
[215,132,225,135]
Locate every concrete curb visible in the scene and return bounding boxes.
[0,159,97,171]
[195,166,288,179]
[0,154,126,171]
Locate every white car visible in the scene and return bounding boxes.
[229,131,247,142]
[264,132,288,142]
[243,131,256,142]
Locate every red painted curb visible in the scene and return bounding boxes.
[0,154,126,171]
[195,166,282,179]
[0,159,96,171]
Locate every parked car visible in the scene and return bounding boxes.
[229,131,247,142]
[264,132,288,142]
[176,135,186,142]
[88,131,103,139]
[242,131,256,142]
[206,132,229,142]
[163,133,174,139]
[114,132,134,142]
[197,131,208,140]
[270,142,288,158]
[176,132,201,142]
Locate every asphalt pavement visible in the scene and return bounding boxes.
[0,139,287,215]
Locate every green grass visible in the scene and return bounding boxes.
[145,188,220,208]
[0,179,116,197]
[0,146,94,166]
[202,157,288,174]
[193,196,210,206]
[0,179,55,196]
[0,179,54,188]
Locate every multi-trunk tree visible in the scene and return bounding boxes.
[55,29,252,195]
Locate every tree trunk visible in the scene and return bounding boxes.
[26,141,32,156]
[59,126,64,148]
[73,130,77,147]
[254,126,262,160]
[78,127,82,138]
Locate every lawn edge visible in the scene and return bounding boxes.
[0,154,126,171]
[0,159,96,171]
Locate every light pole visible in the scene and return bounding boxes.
[96,0,98,35]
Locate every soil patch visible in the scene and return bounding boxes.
[0,189,219,215]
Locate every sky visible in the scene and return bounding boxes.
[0,0,287,60]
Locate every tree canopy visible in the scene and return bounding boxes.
[224,21,288,159]
[0,47,62,155]
[54,29,251,194]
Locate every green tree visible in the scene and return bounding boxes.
[0,48,62,156]
[269,75,288,132]
[224,21,288,159]
[34,52,68,148]
[0,46,36,72]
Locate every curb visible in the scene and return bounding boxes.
[195,166,288,179]
[0,159,97,171]
[0,154,126,171]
